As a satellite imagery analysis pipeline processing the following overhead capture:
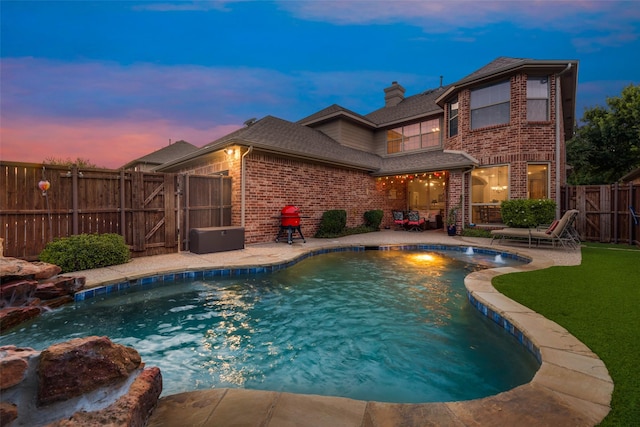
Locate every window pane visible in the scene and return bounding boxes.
[471,103,510,129]
[527,77,548,98]
[527,99,548,121]
[387,138,402,153]
[449,116,458,137]
[404,135,421,151]
[471,166,508,224]
[404,123,421,137]
[527,164,548,199]
[421,132,440,148]
[470,81,510,109]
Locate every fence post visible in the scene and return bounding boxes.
[164,174,176,247]
[184,174,190,252]
[131,172,145,251]
[120,170,126,238]
[72,164,79,235]
[613,182,618,244]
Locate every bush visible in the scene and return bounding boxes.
[314,210,347,237]
[461,227,492,238]
[500,199,556,228]
[39,233,130,273]
[363,210,383,229]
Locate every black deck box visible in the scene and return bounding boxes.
[189,226,245,254]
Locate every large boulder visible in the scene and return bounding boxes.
[48,367,163,427]
[38,336,142,406]
[0,280,38,307]
[34,276,85,300]
[0,345,39,390]
[0,306,41,331]
[1,337,162,426]
[0,258,61,280]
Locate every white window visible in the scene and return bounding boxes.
[471,165,509,224]
[470,80,510,129]
[527,76,549,121]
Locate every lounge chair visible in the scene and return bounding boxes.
[491,210,580,249]
[406,211,426,231]
[392,210,408,230]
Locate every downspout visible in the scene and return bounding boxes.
[556,63,572,218]
[241,146,253,227]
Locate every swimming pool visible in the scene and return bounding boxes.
[0,248,539,403]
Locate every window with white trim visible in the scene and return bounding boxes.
[470,80,510,129]
[527,76,549,121]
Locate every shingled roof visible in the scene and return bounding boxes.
[159,115,382,171]
[121,140,198,169]
[297,104,375,128]
[158,115,476,174]
[365,85,450,127]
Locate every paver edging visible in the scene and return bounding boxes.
[464,249,612,425]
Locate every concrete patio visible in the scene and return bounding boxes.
[76,229,612,427]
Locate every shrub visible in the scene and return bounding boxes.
[39,233,130,273]
[500,199,556,228]
[461,227,492,238]
[314,210,347,237]
[363,210,383,229]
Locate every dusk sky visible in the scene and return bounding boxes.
[1,1,639,169]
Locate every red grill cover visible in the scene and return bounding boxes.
[281,205,301,227]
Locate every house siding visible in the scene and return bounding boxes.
[312,120,375,152]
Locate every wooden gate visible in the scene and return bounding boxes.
[561,183,639,245]
[0,162,232,259]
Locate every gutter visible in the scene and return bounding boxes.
[556,63,573,218]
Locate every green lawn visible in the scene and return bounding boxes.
[493,243,640,426]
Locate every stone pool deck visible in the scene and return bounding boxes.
[76,229,613,427]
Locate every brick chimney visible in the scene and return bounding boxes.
[384,81,405,107]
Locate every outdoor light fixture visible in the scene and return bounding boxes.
[226,148,234,156]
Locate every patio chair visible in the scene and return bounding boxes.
[491,210,580,249]
[406,211,426,232]
[393,210,408,230]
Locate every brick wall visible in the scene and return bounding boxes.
[242,152,400,244]
[444,73,560,202]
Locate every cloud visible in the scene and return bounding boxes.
[0,57,415,168]
[0,115,239,169]
[278,0,640,51]
[1,58,299,125]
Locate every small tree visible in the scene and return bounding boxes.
[44,157,99,168]
[567,84,640,184]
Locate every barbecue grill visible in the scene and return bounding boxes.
[275,205,306,244]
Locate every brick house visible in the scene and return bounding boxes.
[157,57,578,244]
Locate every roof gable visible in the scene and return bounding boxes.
[121,140,199,169]
[365,85,450,127]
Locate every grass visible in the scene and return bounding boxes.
[493,243,640,426]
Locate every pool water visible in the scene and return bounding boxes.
[0,250,539,403]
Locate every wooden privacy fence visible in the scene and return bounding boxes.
[561,183,639,245]
[0,161,232,260]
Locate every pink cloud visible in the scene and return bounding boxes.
[280,0,640,48]
[0,116,240,169]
